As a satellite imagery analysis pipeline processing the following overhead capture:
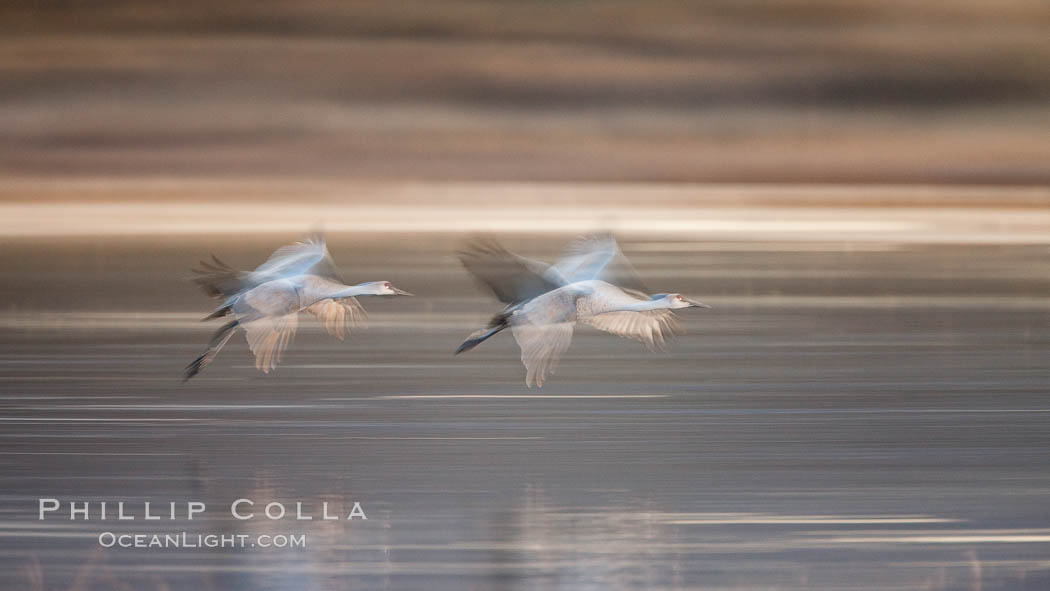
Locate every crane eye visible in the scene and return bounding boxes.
[384,282,391,288]
[676,295,683,301]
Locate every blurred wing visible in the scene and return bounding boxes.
[580,310,683,352]
[510,321,575,388]
[305,297,368,341]
[458,237,564,305]
[191,233,341,299]
[241,313,299,373]
[552,233,618,281]
[553,233,648,293]
[252,233,342,282]
[507,287,581,387]
[575,285,681,351]
[190,255,250,299]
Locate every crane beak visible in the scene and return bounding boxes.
[686,298,710,308]
[392,287,414,296]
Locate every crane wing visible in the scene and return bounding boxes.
[579,310,683,352]
[305,297,367,341]
[510,321,575,388]
[552,232,618,281]
[191,233,342,300]
[458,237,564,305]
[252,232,343,283]
[241,312,299,373]
[190,255,251,299]
[553,233,648,293]
[506,285,581,387]
[574,285,681,351]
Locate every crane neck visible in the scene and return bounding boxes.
[619,299,667,312]
[332,282,380,298]
[300,281,373,304]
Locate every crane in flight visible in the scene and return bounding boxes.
[183,233,412,381]
[457,233,709,387]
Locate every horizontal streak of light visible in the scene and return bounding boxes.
[4,293,1050,332]
[4,405,341,410]
[6,179,1049,200]
[805,529,1050,536]
[630,241,906,252]
[371,394,669,399]
[0,180,1047,242]
[667,516,958,525]
[0,201,934,237]
[0,532,99,540]
[5,402,1050,414]
[0,452,181,456]
[888,560,1050,568]
[0,396,144,399]
[0,417,196,422]
[826,535,1050,543]
[290,436,544,440]
[4,403,1049,414]
[232,364,494,369]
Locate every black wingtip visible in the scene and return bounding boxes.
[201,305,232,321]
[182,355,206,382]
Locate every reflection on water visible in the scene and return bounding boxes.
[1,231,1049,590]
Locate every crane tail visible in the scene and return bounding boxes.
[183,320,239,382]
[455,323,507,355]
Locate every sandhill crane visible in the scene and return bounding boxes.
[184,234,412,381]
[457,234,709,387]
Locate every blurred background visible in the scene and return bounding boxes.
[1,2,1050,590]
[2,0,1049,185]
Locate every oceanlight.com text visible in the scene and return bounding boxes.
[98,532,307,549]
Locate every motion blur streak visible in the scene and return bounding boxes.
[2,2,1050,184]
[2,0,1050,589]
[2,226,1050,590]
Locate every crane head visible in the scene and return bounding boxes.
[362,281,414,296]
[656,293,709,309]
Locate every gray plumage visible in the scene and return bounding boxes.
[457,234,708,387]
[184,234,411,381]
